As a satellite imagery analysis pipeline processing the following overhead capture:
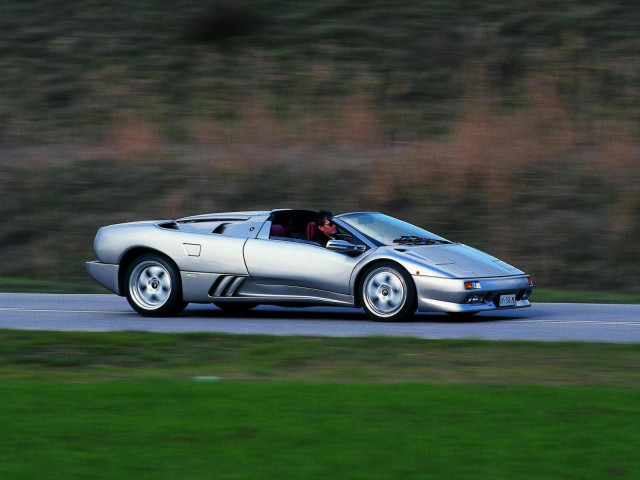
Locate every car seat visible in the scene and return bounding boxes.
[270,224,285,237]
[305,221,318,241]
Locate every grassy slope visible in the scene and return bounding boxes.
[1,0,637,141]
[0,1,639,292]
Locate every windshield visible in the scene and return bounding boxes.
[338,213,450,246]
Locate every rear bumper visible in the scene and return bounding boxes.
[413,275,532,313]
[86,261,120,295]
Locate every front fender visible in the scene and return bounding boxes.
[348,248,449,297]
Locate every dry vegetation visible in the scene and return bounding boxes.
[0,1,638,293]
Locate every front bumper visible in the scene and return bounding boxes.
[413,275,532,313]
[86,261,120,295]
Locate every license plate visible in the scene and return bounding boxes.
[499,294,516,307]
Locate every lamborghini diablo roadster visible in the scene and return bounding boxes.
[87,209,533,321]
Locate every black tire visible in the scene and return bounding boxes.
[125,253,188,316]
[213,302,259,313]
[359,262,416,322]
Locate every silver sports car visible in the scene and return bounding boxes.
[86,209,533,321]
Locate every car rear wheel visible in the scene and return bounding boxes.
[360,262,416,322]
[125,254,188,316]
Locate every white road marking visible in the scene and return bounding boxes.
[518,319,640,326]
[1,307,639,326]
[0,308,130,314]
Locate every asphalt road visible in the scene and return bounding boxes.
[1,293,640,343]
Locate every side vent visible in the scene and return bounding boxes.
[208,275,246,297]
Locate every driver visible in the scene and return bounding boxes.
[316,210,338,246]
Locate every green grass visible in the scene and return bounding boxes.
[0,277,105,294]
[1,381,639,480]
[1,331,640,385]
[532,289,640,304]
[0,331,640,479]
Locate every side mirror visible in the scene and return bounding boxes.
[326,240,366,255]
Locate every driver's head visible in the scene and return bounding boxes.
[317,211,337,237]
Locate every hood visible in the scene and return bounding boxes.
[396,243,523,278]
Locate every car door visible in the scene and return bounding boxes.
[243,238,367,294]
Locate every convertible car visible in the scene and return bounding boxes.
[86,209,533,321]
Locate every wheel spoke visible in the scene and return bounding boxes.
[389,276,403,292]
[148,266,162,278]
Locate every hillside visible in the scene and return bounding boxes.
[0,0,639,291]
[1,0,638,141]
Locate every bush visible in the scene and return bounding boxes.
[185,1,260,43]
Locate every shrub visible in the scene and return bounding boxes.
[185,1,260,43]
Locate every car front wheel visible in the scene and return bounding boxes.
[125,254,188,316]
[360,262,416,322]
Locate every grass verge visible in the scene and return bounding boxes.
[532,289,640,304]
[0,277,105,294]
[0,331,639,479]
[1,330,640,385]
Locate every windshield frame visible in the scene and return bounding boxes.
[337,212,450,246]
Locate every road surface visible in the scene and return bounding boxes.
[1,293,639,342]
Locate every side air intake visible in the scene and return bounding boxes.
[208,275,246,297]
